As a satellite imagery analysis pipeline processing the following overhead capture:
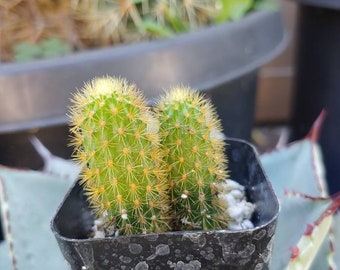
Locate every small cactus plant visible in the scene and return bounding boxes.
[68,76,253,236]
[154,87,229,230]
[69,77,170,235]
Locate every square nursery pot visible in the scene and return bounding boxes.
[0,9,285,140]
[51,139,279,270]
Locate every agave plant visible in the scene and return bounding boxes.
[261,112,340,269]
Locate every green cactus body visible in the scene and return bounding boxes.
[69,77,170,235]
[155,87,228,230]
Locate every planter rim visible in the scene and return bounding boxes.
[51,138,279,242]
[51,225,278,244]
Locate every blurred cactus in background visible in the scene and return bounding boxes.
[0,0,275,62]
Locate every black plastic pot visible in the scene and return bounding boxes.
[290,2,340,194]
[51,139,279,270]
[0,10,285,140]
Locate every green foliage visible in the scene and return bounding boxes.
[155,87,228,230]
[69,77,170,235]
[253,0,278,11]
[13,38,71,63]
[139,20,173,37]
[13,43,42,63]
[215,0,254,23]
[40,38,72,58]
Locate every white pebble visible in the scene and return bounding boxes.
[93,230,105,239]
[242,219,254,229]
[94,218,104,226]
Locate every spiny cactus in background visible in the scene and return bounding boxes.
[2,0,275,62]
[154,87,229,230]
[69,77,170,235]
[71,0,271,47]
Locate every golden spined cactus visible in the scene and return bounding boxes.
[155,86,229,230]
[69,76,170,235]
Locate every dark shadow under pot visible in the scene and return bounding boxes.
[51,139,279,270]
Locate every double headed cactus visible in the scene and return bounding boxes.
[69,76,232,235]
[155,87,229,230]
[69,77,170,235]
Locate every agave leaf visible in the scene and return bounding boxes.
[288,214,332,270]
[332,212,340,268]
[0,167,73,269]
[0,240,11,269]
[261,139,328,198]
[260,112,340,269]
[0,137,80,268]
[309,226,336,270]
[288,193,340,269]
[268,191,333,269]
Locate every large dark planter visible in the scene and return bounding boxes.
[290,1,340,194]
[0,10,285,140]
[51,139,279,270]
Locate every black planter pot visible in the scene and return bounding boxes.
[290,2,340,194]
[51,139,279,270]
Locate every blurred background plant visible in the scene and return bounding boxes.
[0,0,276,63]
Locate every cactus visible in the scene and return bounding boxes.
[69,77,170,235]
[154,86,229,230]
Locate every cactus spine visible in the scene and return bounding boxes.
[155,87,229,230]
[69,77,170,235]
